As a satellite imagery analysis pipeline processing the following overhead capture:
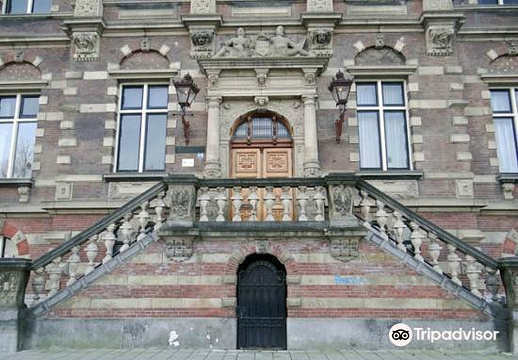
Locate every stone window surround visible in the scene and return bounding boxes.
[346,65,419,176]
[113,81,171,174]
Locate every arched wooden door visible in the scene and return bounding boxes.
[230,113,293,221]
[237,256,287,349]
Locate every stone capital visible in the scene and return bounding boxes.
[302,94,318,105]
[207,96,222,107]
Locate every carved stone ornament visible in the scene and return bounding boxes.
[329,185,359,227]
[375,34,385,49]
[190,0,216,14]
[141,37,151,53]
[507,42,518,56]
[330,238,361,262]
[74,0,102,17]
[166,186,195,224]
[423,0,453,11]
[214,26,310,59]
[307,0,333,12]
[165,239,193,262]
[72,32,100,61]
[191,30,215,59]
[14,50,24,63]
[0,271,21,306]
[309,29,332,56]
[427,26,454,56]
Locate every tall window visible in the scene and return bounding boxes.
[116,84,168,172]
[490,89,518,173]
[3,0,51,14]
[0,94,38,178]
[357,81,410,170]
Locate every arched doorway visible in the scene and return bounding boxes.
[230,111,293,220]
[237,254,287,349]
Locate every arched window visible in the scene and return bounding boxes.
[232,114,291,145]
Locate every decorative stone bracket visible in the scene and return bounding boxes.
[163,237,194,262]
[63,20,105,62]
[498,257,518,355]
[420,0,465,57]
[0,258,31,353]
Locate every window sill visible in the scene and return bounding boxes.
[103,173,168,182]
[0,13,72,20]
[0,179,33,187]
[355,170,424,180]
[497,173,518,184]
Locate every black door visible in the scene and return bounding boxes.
[237,258,287,349]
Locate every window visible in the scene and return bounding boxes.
[490,89,518,173]
[356,81,410,170]
[2,0,51,14]
[478,0,518,4]
[115,84,168,172]
[0,94,38,178]
[0,236,5,258]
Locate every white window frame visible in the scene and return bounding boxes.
[490,87,518,173]
[356,80,412,171]
[0,93,39,178]
[114,83,169,173]
[0,236,6,258]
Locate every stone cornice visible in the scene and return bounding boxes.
[108,68,180,80]
[0,80,49,91]
[480,73,518,85]
[198,56,330,75]
[345,65,418,77]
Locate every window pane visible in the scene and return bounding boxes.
[234,122,247,138]
[494,118,518,173]
[117,115,141,171]
[384,111,409,169]
[358,111,381,169]
[277,122,290,138]
[356,84,378,106]
[252,118,273,138]
[490,90,512,113]
[13,122,36,178]
[382,83,404,106]
[478,0,498,3]
[121,87,143,110]
[20,96,39,117]
[144,114,167,171]
[6,0,29,14]
[0,123,13,178]
[147,86,168,109]
[0,97,16,118]
[32,0,51,13]
[503,0,518,4]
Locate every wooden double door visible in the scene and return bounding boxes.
[231,147,292,221]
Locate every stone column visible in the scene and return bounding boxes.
[0,258,31,353]
[204,97,222,178]
[499,257,518,354]
[302,95,321,177]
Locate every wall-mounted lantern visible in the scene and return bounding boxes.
[173,73,199,145]
[328,70,354,143]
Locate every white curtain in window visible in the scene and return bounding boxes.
[358,111,381,168]
[490,91,512,112]
[384,111,408,169]
[494,118,518,173]
[382,84,404,106]
[356,84,377,106]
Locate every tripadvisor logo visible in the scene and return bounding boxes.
[388,323,499,347]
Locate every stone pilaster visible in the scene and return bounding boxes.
[0,259,31,353]
[302,95,321,177]
[499,257,518,355]
[204,97,222,178]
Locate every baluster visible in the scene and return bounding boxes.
[47,257,62,297]
[359,190,372,224]
[485,267,500,302]
[375,200,389,235]
[119,213,134,252]
[264,186,276,221]
[248,186,259,222]
[198,187,211,222]
[67,246,81,286]
[85,235,99,274]
[281,186,292,221]
[314,186,326,221]
[231,186,243,222]
[32,268,46,302]
[409,222,424,261]
[215,187,227,222]
[297,186,309,222]
[392,211,406,251]
[136,201,150,240]
[427,233,443,273]
[102,223,117,263]
[153,191,166,230]
[447,244,462,285]
[465,254,482,297]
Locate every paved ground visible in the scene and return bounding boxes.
[0,349,514,360]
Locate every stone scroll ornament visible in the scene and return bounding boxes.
[214,26,310,58]
[73,32,100,61]
[427,26,455,56]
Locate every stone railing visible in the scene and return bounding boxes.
[353,178,502,305]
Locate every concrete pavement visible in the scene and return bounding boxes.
[0,349,513,360]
